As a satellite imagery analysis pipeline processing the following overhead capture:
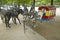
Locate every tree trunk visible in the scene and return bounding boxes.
[32,0,35,11]
[51,0,53,5]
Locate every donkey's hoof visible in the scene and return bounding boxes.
[6,26,11,28]
[20,23,21,24]
[8,26,11,28]
[15,23,17,25]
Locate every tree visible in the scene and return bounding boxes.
[0,0,7,5]
[15,0,31,5]
[51,0,53,5]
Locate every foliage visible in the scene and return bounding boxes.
[0,0,60,6]
[0,0,31,5]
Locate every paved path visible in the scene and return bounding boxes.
[0,16,47,40]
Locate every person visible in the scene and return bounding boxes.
[42,9,46,16]
[30,6,34,13]
[23,5,28,14]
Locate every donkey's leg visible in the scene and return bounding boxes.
[12,16,17,24]
[5,16,8,27]
[12,17,15,23]
[1,15,5,23]
[14,17,17,24]
[12,17,14,22]
[5,16,11,28]
[16,16,21,24]
[8,16,11,26]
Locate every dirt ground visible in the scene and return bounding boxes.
[31,16,60,40]
[14,15,60,40]
[0,13,60,40]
